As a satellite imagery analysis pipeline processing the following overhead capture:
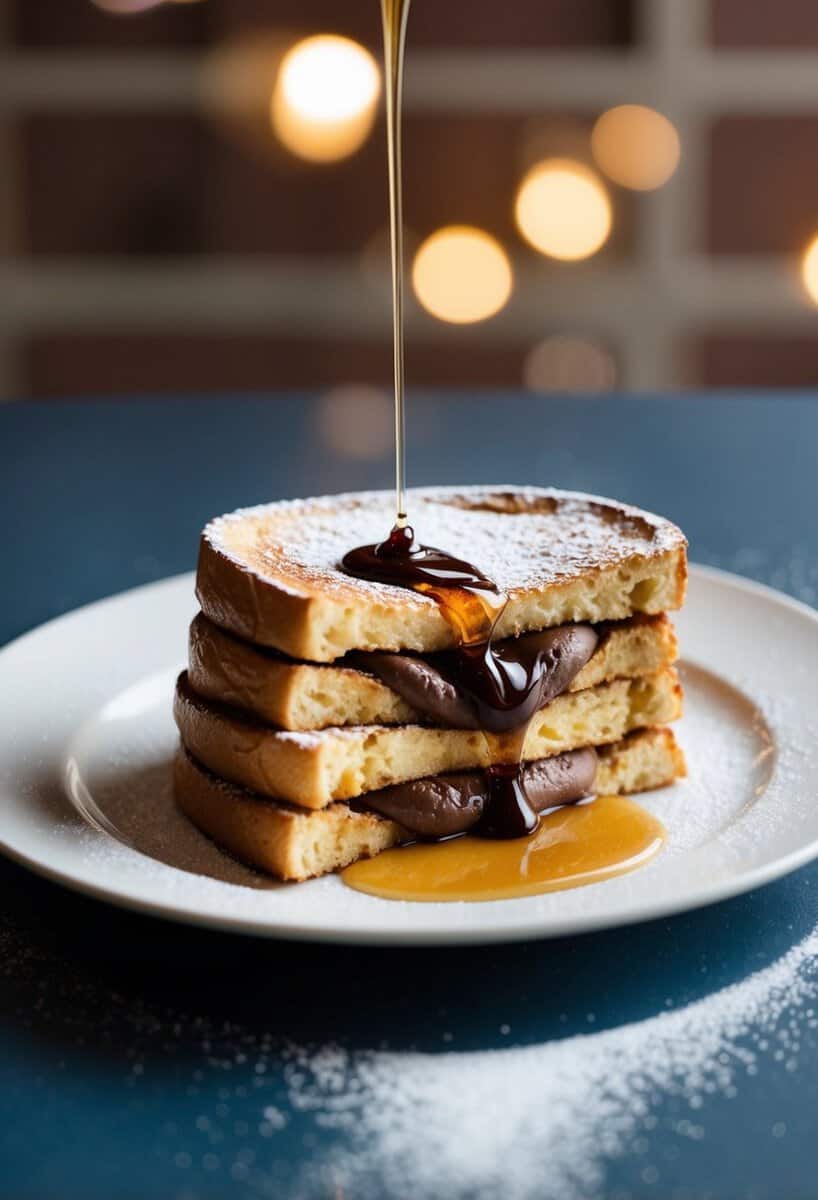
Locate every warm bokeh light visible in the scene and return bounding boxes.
[523,335,617,394]
[316,386,393,459]
[801,234,818,305]
[90,0,164,11]
[412,226,513,324]
[591,105,681,192]
[271,35,380,163]
[514,160,612,262]
[91,0,203,9]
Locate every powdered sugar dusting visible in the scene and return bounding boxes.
[281,929,818,1199]
[1,896,817,1198]
[205,486,686,603]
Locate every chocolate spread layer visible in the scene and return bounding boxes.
[349,623,598,731]
[357,746,598,839]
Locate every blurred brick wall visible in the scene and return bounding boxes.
[711,0,818,46]
[7,0,818,396]
[22,112,636,259]
[13,1,632,50]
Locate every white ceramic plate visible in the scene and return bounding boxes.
[0,565,816,945]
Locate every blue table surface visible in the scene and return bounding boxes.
[2,391,818,1200]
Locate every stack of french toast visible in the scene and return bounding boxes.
[174,487,687,881]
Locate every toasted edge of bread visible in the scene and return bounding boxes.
[174,666,683,809]
[188,611,678,731]
[174,727,687,882]
[196,487,687,661]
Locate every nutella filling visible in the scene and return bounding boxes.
[356,746,598,840]
[348,623,599,731]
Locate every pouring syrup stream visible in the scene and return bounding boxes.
[381,0,411,530]
[343,0,554,838]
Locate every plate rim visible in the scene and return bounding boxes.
[1,562,817,946]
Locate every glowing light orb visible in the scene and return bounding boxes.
[592,105,681,191]
[514,159,612,262]
[316,386,393,459]
[412,226,513,324]
[523,335,617,393]
[801,234,818,306]
[271,35,380,163]
[91,0,164,11]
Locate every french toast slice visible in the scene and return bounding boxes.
[196,487,687,662]
[174,728,687,882]
[188,611,679,731]
[174,666,683,809]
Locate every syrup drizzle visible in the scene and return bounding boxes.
[341,0,548,838]
[342,527,543,838]
[381,0,412,528]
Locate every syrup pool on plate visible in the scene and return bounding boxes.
[342,795,667,903]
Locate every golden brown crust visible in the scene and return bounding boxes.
[187,612,413,730]
[174,666,682,809]
[196,487,687,661]
[174,727,686,882]
[196,532,315,659]
[597,725,687,794]
[188,611,679,731]
[173,748,403,881]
